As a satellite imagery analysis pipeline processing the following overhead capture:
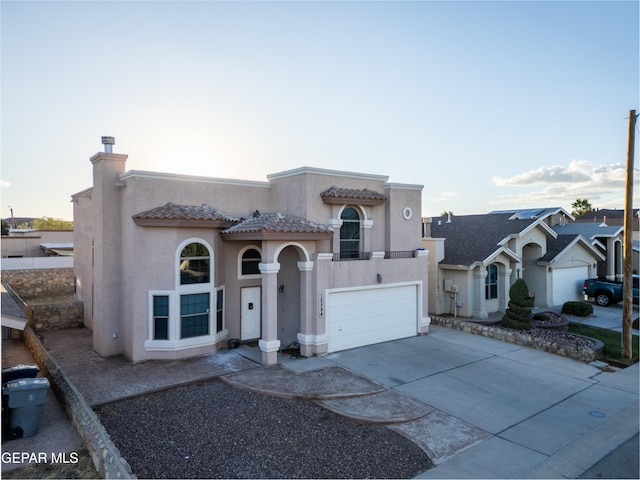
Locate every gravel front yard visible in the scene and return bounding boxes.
[96,379,433,479]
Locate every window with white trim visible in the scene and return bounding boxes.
[486,264,498,299]
[241,248,261,276]
[340,207,361,259]
[152,295,169,340]
[179,243,210,285]
[145,240,221,351]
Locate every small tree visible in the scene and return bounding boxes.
[1,219,9,236]
[501,279,533,330]
[33,216,73,230]
[571,199,594,218]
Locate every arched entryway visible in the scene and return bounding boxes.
[276,245,302,350]
[521,242,545,306]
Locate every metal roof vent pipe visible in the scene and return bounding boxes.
[101,136,115,153]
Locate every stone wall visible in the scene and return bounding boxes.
[30,302,83,331]
[430,315,603,363]
[1,268,74,298]
[23,327,136,479]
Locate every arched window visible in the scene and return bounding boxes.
[241,248,261,276]
[179,243,210,285]
[340,207,361,259]
[485,264,498,299]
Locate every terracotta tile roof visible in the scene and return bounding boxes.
[133,202,240,222]
[222,211,333,239]
[320,186,387,205]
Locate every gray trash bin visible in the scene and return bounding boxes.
[2,377,50,439]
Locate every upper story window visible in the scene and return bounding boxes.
[179,243,210,285]
[340,207,361,259]
[241,248,261,276]
[485,264,498,299]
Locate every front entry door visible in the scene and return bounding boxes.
[241,287,261,340]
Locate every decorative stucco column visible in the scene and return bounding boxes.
[499,267,512,312]
[362,219,373,253]
[472,268,488,319]
[296,261,314,358]
[606,237,616,280]
[258,261,280,365]
[329,218,342,255]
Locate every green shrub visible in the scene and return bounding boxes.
[561,301,593,317]
[501,279,533,329]
[633,317,639,330]
[532,313,549,321]
[500,315,533,331]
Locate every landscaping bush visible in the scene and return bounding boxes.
[561,301,593,317]
[501,279,533,330]
[532,313,549,321]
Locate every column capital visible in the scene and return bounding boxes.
[259,262,280,274]
[297,261,314,271]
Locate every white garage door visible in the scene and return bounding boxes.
[326,283,418,353]
[552,266,589,305]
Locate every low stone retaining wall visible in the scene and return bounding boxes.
[30,302,83,331]
[1,268,74,298]
[23,327,136,479]
[430,315,603,362]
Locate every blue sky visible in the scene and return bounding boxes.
[2,0,638,221]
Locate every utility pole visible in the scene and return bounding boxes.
[622,109,637,360]
[9,206,16,229]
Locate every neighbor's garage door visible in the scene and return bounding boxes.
[552,266,589,305]
[326,283,418,353]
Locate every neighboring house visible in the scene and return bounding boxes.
[574,208,640,273]
[72,141,429,365]
[422,210,604,319]
[1,230,74,258]
[550,222,624,280]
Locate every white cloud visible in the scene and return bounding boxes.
[488,160,639,211]
[491,159,593,186]
[0,179,11,188]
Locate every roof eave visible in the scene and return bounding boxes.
[133,218,238,228]
[321,197,386,206]
[221,231,333,241]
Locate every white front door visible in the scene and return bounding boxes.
[241,287,261,340]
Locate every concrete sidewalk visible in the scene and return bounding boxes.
[2,317,639,478]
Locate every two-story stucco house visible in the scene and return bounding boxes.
[422,208,604,319]
[72,139,429,365]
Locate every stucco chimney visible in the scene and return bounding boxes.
[422,217,432,238]
[89,138,128,357]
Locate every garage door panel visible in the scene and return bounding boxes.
[552,267,589,305]
[326,284,418,353]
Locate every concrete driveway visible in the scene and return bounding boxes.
[325,324,639,478]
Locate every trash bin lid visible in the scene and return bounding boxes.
[2,364,39,374]
[2,377,50,392]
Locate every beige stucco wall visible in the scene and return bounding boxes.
[72,190,93,329]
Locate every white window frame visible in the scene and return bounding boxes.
[145,238,224,352]
[237,245,263,280]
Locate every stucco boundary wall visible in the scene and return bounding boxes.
[430,315,602,362]
[23,326,136,479]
